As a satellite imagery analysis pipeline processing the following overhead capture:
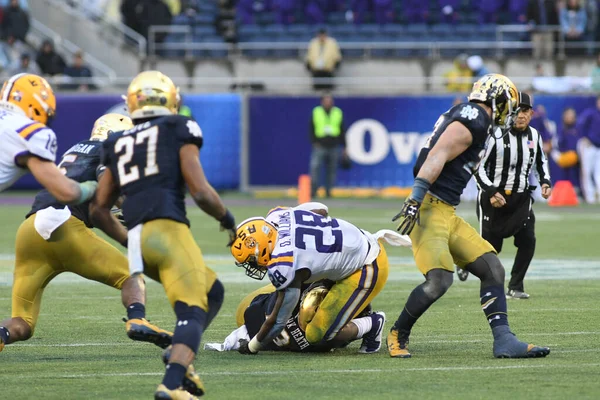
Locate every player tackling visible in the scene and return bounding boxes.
[389,74,550,359]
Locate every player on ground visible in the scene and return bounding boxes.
[389,74,550,359]
[90,71,236,400]
[231,208,410,356]
[0,114,171,353]
[0,73,97,202]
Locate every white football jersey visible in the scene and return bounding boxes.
[266,208,373,290]
[0,107,57,192]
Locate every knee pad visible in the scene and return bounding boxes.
[422,269,453,300]
[206,279,225,328]
[172,301,208,354]
[466,252,505,286]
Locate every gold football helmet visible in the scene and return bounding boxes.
[125,70,179,120]
[230,217,278,280]
[0,73,56,125]
[90,113,133,141]
[468,73,518,129]
[298,285,329,331]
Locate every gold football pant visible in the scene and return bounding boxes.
[139,219,217,312]
[305,243,389,344]
[411,194,496,275]
[12,215,129,332]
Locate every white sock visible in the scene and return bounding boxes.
[351,316,373,339]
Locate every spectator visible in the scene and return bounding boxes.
[1,35,27,70]
[0,0,27,10]
[575,96,600,203]
[306,0,328,24]
[238,0,269,25]
[443,54,472,92]
[310,94,347,198]
[9,52,39,75]
[162,0,181,16]
[439,0,461,24]
[551,107,581,192]
[479,0,504,24]
[63,51,95,91]
[306,28,341,91]
[2,0,30,42]
[374,0,394,24]
[590,53,600,92]
[403,0,429,23]
[121,0,172,41]
[559,0,587,50]
[467,55,490,78]
[272,0,296,25]
[530,104,554,154]
[121,0,142,34]
[509,0,529,23]
[36,40,66,76]
[527,0,559,59]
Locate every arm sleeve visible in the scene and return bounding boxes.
[474,137,497,193]
[26,128,57,162]
[259,287,301,347]
[534,132,552,186]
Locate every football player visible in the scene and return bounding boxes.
[230,209,410,356]
[206,282,372,353]
[0,73,97,203]
[0,113,171,353]
[389,74,550,359]
[90,71,236,400]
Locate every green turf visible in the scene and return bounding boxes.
[0,194,599,399]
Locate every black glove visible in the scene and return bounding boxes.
[219,209,236,246]
[392,198,422,235]
[238,339,257,355]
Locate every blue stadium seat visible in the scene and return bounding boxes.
[455,24,479,38]
[357,24,381,35]
[330,24,358,37]
[405,24,428,35]
[328,12,346,25]
[238,25,261,41]
[194,26,217,36]
[273,36,299,58]
[241,36,271,58]
[263,25,286,38]
[193,14,214,25]
[172,14,193,26]
[161,34,185,58]
[371,47,394,58]
[430,24,455,35]
[255,12,275,25]
[338,34,364,58]
[288,24,311,36]
[381,24,404,37]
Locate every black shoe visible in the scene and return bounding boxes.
[506,289,530,299]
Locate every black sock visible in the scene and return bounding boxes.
[393,285,434,337]
[0,326,10,344]
[127,302,146,320]
[162,363,187,390]
[480,286,509,329]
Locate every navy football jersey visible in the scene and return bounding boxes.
[28,140,103,227]
[101,115,203,229]
[414,103,492,206]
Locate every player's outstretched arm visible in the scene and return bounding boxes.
[89,168,128,247]
[180,144,236,243]
[25,156,96,205]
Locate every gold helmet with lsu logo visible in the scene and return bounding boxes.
[125,70,179,120]
[298,285,329,331]
[0,73,56,125]
[90,113,133,141]
[468,73,518,130]
[230,217,278,280]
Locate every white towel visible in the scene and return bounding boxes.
[127,224,144,275]
[34,206,72,240]
[204,325,250,352]
[363,229,412,265]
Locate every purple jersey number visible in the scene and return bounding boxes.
[294,210,343,253]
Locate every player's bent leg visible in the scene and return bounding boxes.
[465,253,550,358]
[206,277,225,329]
[388,268,453,358]
[235,284,275,327]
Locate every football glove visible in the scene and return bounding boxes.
[111,207,126,226]
[219,209,236,247]
[392,198,421,236]
[238,339,258,355]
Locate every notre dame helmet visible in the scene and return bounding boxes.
[230,217,278,280]
[0,73,56,125]
[468,73,518,130]
[125,71,179,120]
[298,285,329,331]
[90,113,133,141]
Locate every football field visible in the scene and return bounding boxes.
[0,194,599,399]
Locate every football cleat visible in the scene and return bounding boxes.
[154,384,200,400]
[493,330,550,358]
[495,343,550,359]
[456,266,469,282]
[162,346,205,397]
[125,318,172,349]
[359,312,386,354]
[387,328,411,358]
[506,289,530,299]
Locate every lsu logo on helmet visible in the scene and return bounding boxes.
[230,217,278,280]
[0,73,56,125]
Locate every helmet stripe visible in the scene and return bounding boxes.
[1,73,26,102]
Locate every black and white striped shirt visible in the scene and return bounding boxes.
[475,126,551,194]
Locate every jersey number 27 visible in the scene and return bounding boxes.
[115,126,159,185]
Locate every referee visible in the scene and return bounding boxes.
[465,92,552,299]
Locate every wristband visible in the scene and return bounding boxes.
[248,336,261,353]
[219,209,235,230]
[76,180,98,205]
[410,177,432,203]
